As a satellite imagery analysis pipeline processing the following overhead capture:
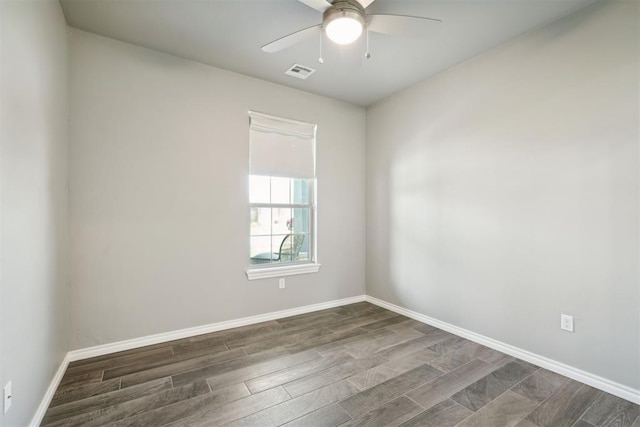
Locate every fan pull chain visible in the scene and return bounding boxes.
[318,33,324,64]
[365,28,371,59]
[365,25,371,59]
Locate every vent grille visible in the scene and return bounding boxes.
[285,64,316,80]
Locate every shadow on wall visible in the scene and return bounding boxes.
[372,0,640,391]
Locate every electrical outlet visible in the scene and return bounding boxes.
[560,314,574,332]
[4,381,12,414]
[279,278,285,289]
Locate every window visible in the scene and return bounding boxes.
[246,111,320,280]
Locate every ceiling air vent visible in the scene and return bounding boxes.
[285,64,316,80]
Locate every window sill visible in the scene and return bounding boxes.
[246,263,321,280]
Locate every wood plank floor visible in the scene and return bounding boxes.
[42,302,639,427]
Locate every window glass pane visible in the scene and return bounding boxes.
[272,207,291,235]
[272,234,291,261]
[271,177,290,204]
[296,237,310,262]
[274,234,305,262]
[291,178,311,204]
[250,175,270,204]
[250,236,273,263]
[292,208,310,234]
[291,206,309,259]
[250,208,271,236]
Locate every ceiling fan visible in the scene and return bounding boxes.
[261,0,442,54]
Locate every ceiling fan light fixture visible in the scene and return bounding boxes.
[324,6,365,45]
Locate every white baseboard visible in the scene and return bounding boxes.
[365,295,640,405]
[67,295,367,362]
[29,353,70,427]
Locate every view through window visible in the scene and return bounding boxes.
[249,176,312,265]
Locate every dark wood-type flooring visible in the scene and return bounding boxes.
[43,302,639,426]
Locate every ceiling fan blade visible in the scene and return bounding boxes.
[261,25,322,53]
[367,14,442,39]
[298,0,332,13]
[355,0,376,8]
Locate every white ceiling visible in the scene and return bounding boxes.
[60,0,595,106]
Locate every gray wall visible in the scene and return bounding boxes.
[68,30,366,350]
[0,1,69,425]
[366,0,639,389]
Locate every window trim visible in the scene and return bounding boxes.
[246,262,321,280]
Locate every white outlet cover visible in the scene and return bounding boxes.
[560,314,574,332]
[4,381,12,414]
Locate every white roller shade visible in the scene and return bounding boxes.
[249,111,316,179]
